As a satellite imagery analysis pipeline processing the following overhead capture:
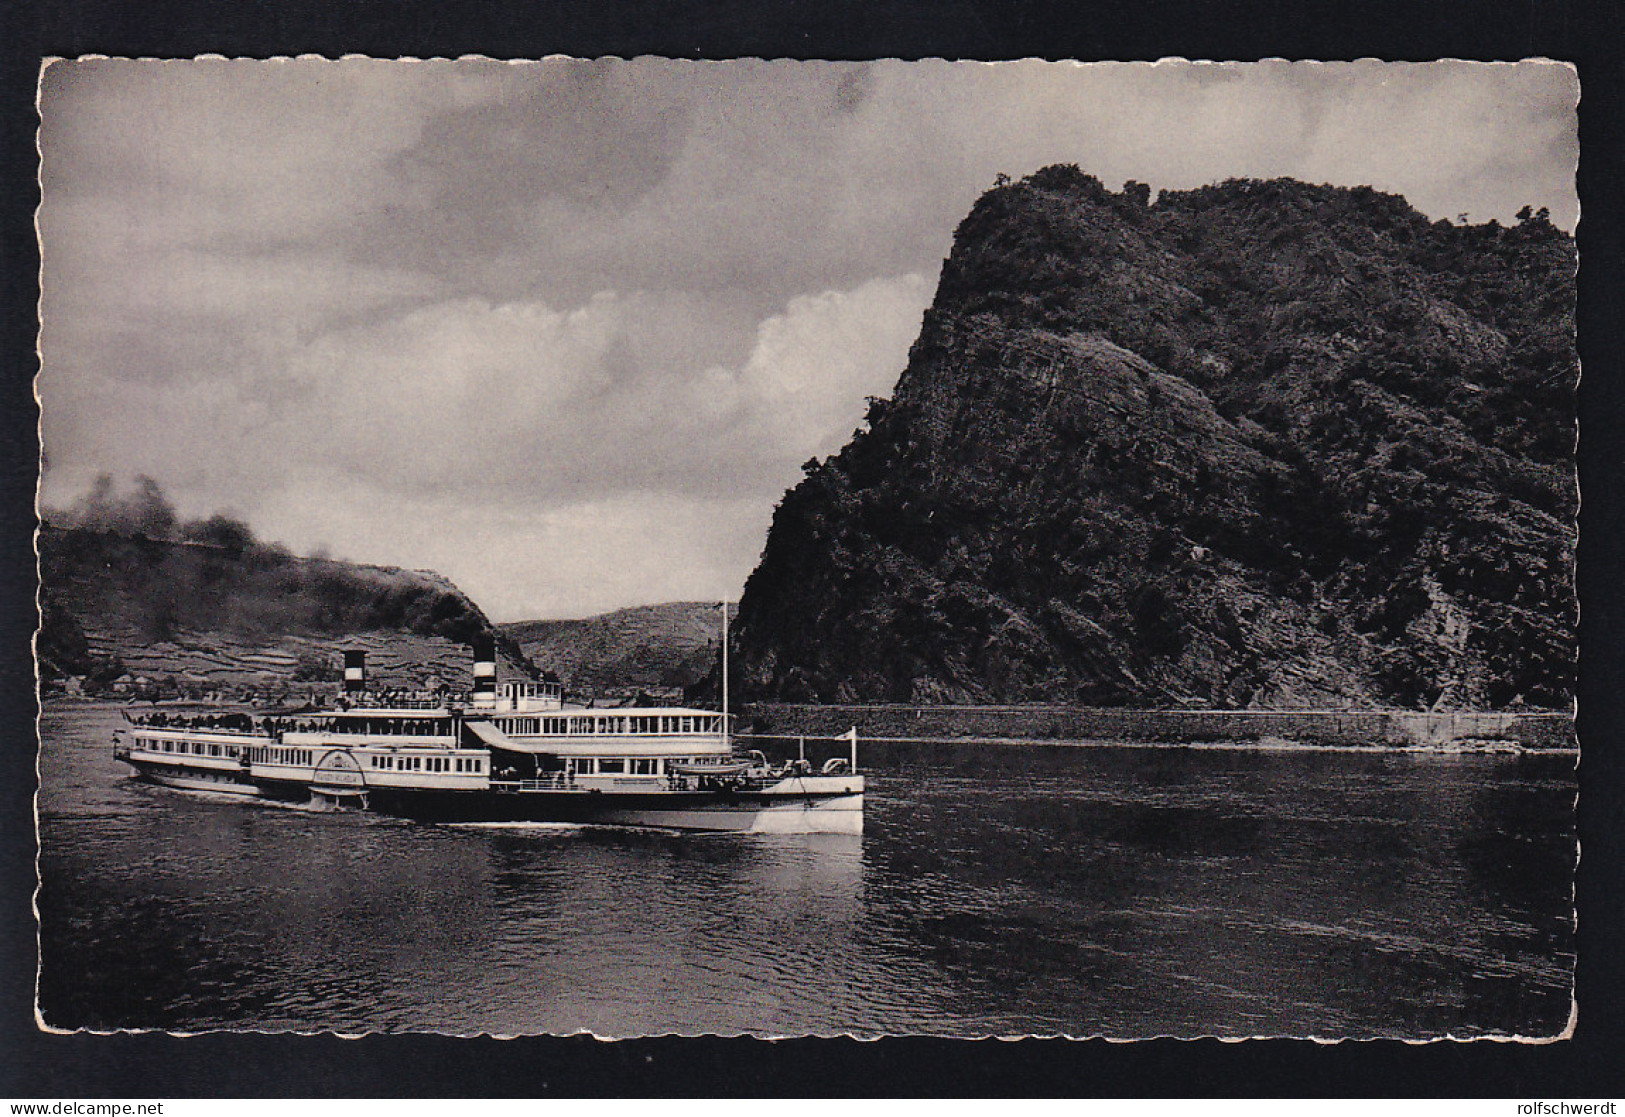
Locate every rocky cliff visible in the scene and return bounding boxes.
[732,168,1576,709]
[499,602,729,697]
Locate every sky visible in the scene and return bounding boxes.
[35,58,1579,621]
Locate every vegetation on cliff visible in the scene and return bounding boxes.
[733,169,1576,709]
[38,476,526,693]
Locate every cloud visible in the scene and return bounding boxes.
[252,482,774,621]
[730,274,933,461]
[40,270,931,618]
[267,273,925,498]
[36,58,1578,618]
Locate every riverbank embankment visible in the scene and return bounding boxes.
[737,704,1574,750]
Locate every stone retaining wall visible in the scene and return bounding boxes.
[736,704,1574,748]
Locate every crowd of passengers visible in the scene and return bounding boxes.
[334,689,450,709]
[132,711,257,732]
[134,689,454,729]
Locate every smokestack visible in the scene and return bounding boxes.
[471,634,496,706]
[343,650,366,695]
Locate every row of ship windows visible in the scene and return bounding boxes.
[253,747,314,766]
[152,740,314,768]
[572,758,670,775]
[145,741,712,778]
[153,739,239,758]
[496,715,722,736]
[369,755,484,773]
[284,718,451,736]
[358,756,691,775]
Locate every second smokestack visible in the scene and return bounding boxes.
[344,650,366,694]
[472,634,496,705]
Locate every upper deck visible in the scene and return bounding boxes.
[490,707,725,738]
[488,679,564,712]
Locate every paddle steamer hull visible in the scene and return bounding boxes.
[122,756,264,798]
[363,783,864,833]
[116,735,864,833]
[113,645,865,834]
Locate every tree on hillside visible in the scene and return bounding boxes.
[65,473,179,539]
[183,513,257,554]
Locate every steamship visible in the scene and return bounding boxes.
[111,636,864,834]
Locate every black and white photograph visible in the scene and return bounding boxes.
[32,57,1579,1040]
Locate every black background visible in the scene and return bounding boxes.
[2,0,1621,1097]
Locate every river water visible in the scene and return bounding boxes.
[35,702,1575,1038]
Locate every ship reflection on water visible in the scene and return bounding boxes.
[459,826,870,1035]
[37,703,1573,1037]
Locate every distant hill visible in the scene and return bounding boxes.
[499,602,731,696]
[38,522,530,698]
[733,169,1575,709]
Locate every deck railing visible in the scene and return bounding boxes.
[490,778,576,792]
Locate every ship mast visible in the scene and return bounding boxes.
[719,599,730,749]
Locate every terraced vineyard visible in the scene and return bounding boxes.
[76,623,522,696]
[39,523,529,697]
